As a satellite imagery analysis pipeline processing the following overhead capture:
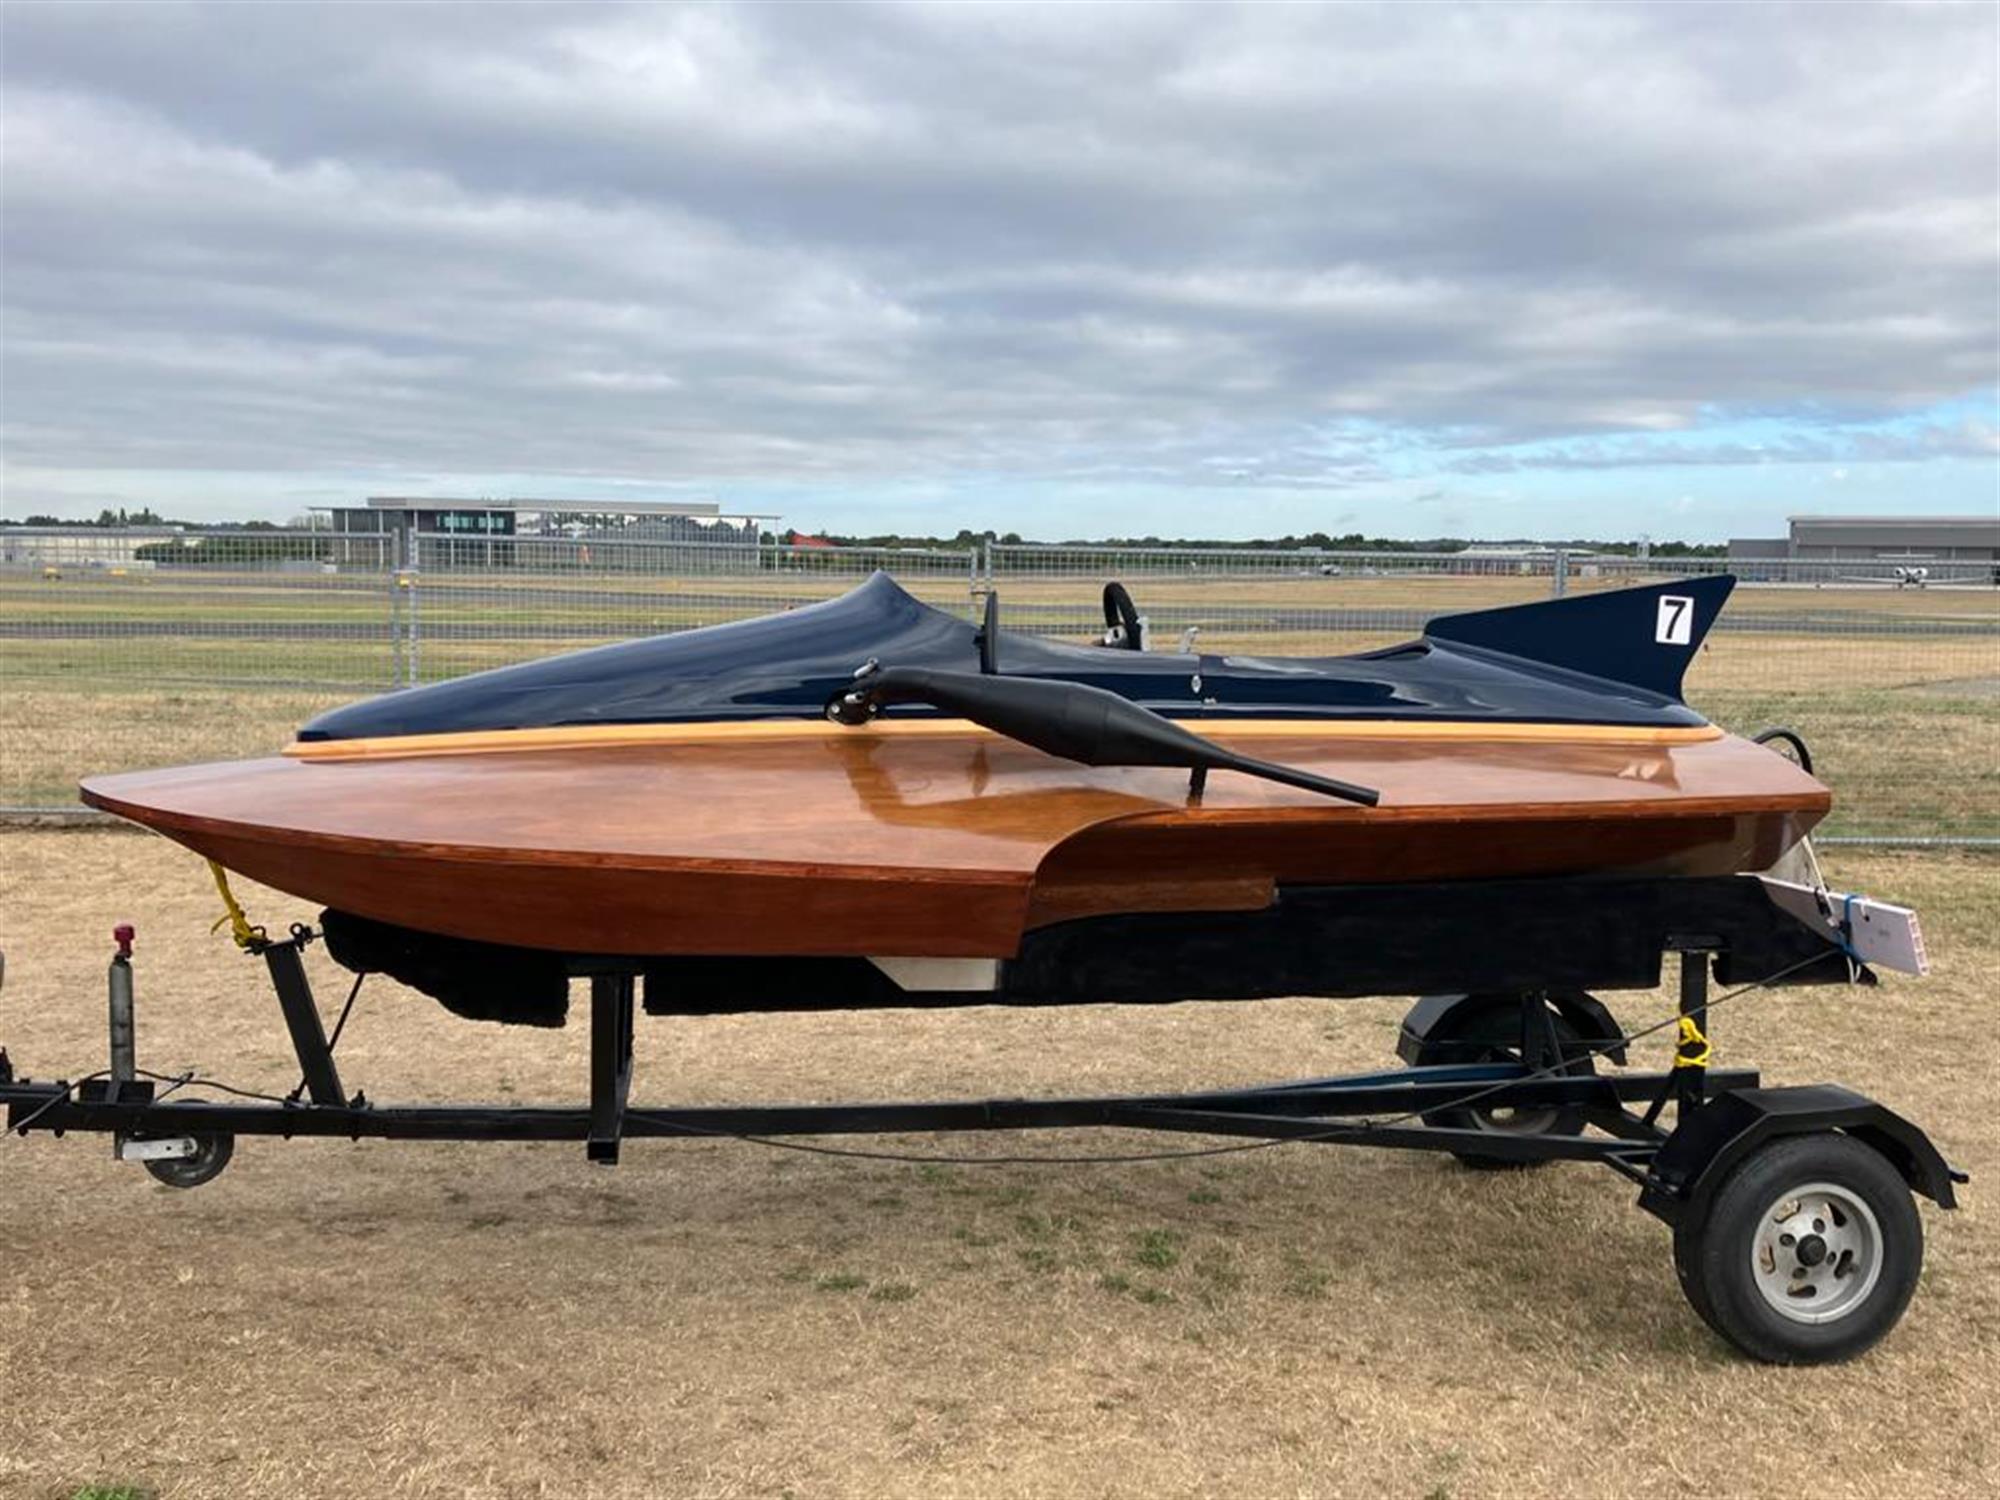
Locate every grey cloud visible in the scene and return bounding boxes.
[1,0,1994,498]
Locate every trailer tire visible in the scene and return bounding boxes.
[143,1132,235,1189]
[1671,1131,1921,1364]
[1416,1000,1592,1169]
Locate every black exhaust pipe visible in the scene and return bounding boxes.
[828,666,1380,807]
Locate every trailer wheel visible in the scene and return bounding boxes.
[1417,1000,1591,1169]
[1672,1132,1921,1364]
[143,1132,235,1189]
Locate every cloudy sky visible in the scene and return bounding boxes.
[3,1,1995,539]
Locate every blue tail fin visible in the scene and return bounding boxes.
[1424,575,1734,702]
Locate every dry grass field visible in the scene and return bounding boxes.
[1,831,1994,1499]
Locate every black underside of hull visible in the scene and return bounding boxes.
[322,875,1851,1028]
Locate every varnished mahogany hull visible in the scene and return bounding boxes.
[80,726,1829,958]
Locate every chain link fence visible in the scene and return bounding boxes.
[3,529,1993,841]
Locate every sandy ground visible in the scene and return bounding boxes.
[1,833,1994,1499]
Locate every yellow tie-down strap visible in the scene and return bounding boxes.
[1673,1015,1712,1069]
[206,860,266,950]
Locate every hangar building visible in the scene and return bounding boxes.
[1728,514,1997,566]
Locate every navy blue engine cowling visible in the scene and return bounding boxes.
[298,572,1731,742]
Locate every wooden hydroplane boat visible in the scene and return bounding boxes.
[82,572,1827,985]
[28,571,1961,1374]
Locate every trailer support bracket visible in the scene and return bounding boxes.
[588,974,635,1164]
[263,934,345,1108]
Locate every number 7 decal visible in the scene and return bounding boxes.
[1655,595,1694,646]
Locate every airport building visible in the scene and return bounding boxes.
[314,497,777,552]
[1443,543,1606,578]
[0,525,180,569]
[1728,514,1999,566]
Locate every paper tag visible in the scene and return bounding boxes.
[1655,595,1694,645]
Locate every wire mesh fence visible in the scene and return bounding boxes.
[405,536,978,682]
[3,530,1993,840]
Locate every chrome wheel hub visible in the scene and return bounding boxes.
[1751,1180,1883,1324]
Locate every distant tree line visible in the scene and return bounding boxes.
[6,511,1724,556]
[3,508,288,529]
[776,527,1726,557]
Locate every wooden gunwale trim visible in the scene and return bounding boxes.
[285,716,1725,763]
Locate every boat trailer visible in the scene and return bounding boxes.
[1,872,1962,1365]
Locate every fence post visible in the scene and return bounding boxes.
[1552,548,1569,598]
[401,529,421,686]
[387,538,403,688]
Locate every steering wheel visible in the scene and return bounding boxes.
[1101,582,1143,651]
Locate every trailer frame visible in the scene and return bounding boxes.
[0,883,1964,1364]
